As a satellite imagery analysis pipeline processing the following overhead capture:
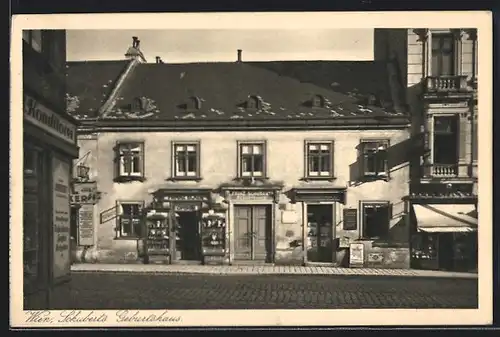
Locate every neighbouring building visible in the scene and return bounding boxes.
[23,30,79,308]
[375,28,478,272]
[66,35,414,268]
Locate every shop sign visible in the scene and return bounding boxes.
[228,190,274,201]
[349,242,365,267]
[343,208,358,230]
[24,94,77,145]
[174,203,199,212]
[367,252,384,264]
[78,204,94,246]
[163,195,208,202]
[52,157,71,280]
[100,205,117,224]
[71,181,101,205]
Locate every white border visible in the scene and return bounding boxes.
[10,11,493,327]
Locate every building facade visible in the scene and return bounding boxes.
[67,37,414,268]
[375,28,478,272]
[23,30,79,308]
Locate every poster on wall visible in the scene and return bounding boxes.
[78,205,94,246]
[52,157,71,280]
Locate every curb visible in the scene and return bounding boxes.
[70,265,478,279]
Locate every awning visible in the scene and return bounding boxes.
[413,204,477,233]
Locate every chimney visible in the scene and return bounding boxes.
[155,56,164,64]
[132,36,139,48]
[237,49,242,63]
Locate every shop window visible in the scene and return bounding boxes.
[113,142,145,182]
[433,115,459,165]
[172,141,201,180]
[360,140,389,179]
[305,141,334,179]
[116,201,144,238]
[238,141,266,178]
[23,30,43,53]
[431,33,455,76]
[361,202,392,239]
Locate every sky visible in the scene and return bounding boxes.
[66,29,374,63]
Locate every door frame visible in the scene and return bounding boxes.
[302,202,337,265]
[169,201,203,263]
[229,201,276,264]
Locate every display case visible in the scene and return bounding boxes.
[200,211,226,264]
[143,211,172,264]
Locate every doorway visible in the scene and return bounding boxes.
[175,211,201,261]
[233,205,272,262]
[306,204,334,263]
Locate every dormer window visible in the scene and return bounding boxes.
[246,96,261,110]
[187,96,202,110]
[132,97,144,111]
[312,95,325,108]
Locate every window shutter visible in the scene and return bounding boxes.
[139,142,145,177]
[331,141,335,177]
[388,203,393,219]
[113,143,120,178]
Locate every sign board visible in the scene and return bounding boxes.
[71,181,101,205]
[343,208,358,230]
[349,242,365,267]
[77,204,94,246]
[24,94,77,145]
[281,210,297,224]
[52,157,71,280]
[228,190,274,201]
[367,252,384,264]
[100,205,117,224]
[339,236,350,248]
[163,195,208,202]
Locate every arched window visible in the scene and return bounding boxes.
[132,97,144,110]
[187,96,202,110]
[312,95,325,108]
[247,96,261,109]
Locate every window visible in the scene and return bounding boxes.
[172,142,200,179]
[431,33,455,76]
[239,141,266,178]
[312,95,325,108]
[361,202,391,239]
[433,116,458,165]
[305,141,334,178]
[114,142,145,182]
[23,30,43,53]
[247,96,261,109]
[116,201,144,238]
[360,140,389,177]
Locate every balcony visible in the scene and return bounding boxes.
[421,163,476,183]
[424,75,469,94]
[430,164,458,177]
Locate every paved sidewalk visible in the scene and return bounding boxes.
[71,263,478,279]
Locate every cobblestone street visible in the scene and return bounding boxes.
[51,272,478,310]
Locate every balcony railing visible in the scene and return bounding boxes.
[424,75,469,93]
[431,164,458,177]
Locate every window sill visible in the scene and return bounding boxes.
[114,236,141,241]
[166,176,203,182]
[114,175,147,183]
[300,176,337,182]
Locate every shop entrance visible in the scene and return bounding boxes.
[175,211,201,261]
[306,204,334,263]
[233,205,272,262]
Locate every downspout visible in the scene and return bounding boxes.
[99,58,141,118]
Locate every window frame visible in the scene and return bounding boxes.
[303,140,335,180]
[113,141,146,183]
[432,115,459,165]
[360,200,392,240]
[431,32,456,77]
[237,140,267,179]
[170,140,202,181]
[359,139,390,179]
[115,200,145,239]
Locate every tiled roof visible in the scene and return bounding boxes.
[66,60,130,118]
[66,60,407,121]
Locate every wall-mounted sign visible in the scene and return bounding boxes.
[78,204,94,246]
[71,181,101,205]
[343,208,358,230]
[100,205,117,224]
[52,157,71,280]
[367,252,384,264]
[174,203,199,212]
[228,190,274,201]
[163,195,208,202]
[281,210,297,224]
[349,242,365,267]
[24,94,77,145]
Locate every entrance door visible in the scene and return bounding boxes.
[234,205,271,261]
[306,204,334,263]
[176,211,201,261]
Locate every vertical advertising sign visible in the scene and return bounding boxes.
[52,157,71,280]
